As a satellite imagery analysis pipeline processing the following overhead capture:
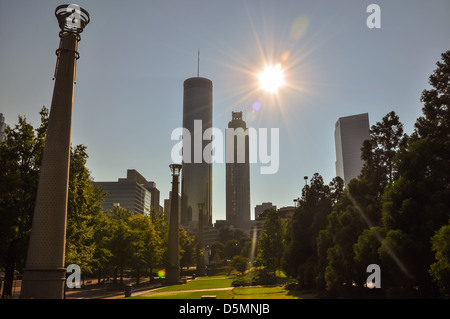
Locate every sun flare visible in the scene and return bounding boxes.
[258,64,285,93]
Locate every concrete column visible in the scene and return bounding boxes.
[166,164,182,284]
[20,5,89,299]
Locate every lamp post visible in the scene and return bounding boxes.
[196,203,206,276]
[166,164,182,284]
[20,5,90,299]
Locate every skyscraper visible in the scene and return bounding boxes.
[334,113,370,185]
[226,111,250,230]
[180,77,213,229]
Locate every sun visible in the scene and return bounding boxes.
[258,63,285,93]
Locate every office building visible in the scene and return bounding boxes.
[226,111,250,230]
[250,205,292,240]
[94,169,161,216]
[180,77,213,229]
[254,202,277,220]
[334,113,370,185]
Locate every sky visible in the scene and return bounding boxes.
[1,0,449,223]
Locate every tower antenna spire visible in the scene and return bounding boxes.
[197,49,200,77]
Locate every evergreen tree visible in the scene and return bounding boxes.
[381,51,450,297]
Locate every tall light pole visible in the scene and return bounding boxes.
[20,5,90,299]
[166,164,182,284]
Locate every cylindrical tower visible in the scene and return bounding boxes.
[20,5,90,299]
[181,77,213,229]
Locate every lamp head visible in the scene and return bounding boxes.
[169,164,182,176]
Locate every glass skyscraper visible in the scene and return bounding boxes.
[180,77,213,228]
[334,113,370,185]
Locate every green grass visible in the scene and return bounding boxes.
[232,286,301,299]
[155,276,234,292]
[128,275,305,299]
[131,290,233,299]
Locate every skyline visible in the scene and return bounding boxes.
[1,1,450,222]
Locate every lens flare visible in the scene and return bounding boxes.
[252,99,261,111]
[157,269,166,279]
[258,64,285,93]
[290,16,309,41]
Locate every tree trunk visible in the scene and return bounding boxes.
[135,267,140,286]
[1,241,16,299]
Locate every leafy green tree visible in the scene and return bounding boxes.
[319,195,366,295]
[361,111,407,186]
[231,255,249,276]
[148,208,168,279]
[105,207,134,285]
[317,111,407,296]
[380,51,450,297]
[0,107,48,298]
[224,239,240,260]
[257,209,285,276]
[283,174,341,287]
[217,225,248,244]
[65,145,106,275]
[91,210,113,283]
[179,227,195,270]
[127,213,159,285]
[429,220,450,295]
[210,241,225,265]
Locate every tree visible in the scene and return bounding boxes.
[257,209,285,276]
[283,174,341,287]
[0,107,106,297]
[429,220,450,295]
[65,145,106,275]
[0,107,47,298]
[147,208,168,279]
[361,111,407,186]
[224,239,240,260]
[105,207,134,285]
[91,210,113,283]
[210,241,225,265]
[231,255,249,276]
[127,213,158,285]
[415,50,450,145]
[380,51,450,297]
[217,225,248,244]
[179,227,195,270]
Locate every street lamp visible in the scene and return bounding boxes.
[166,164,182,284]
[20,5,90,299]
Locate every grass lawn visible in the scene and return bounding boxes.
[155,276,234,292]
[128,275,305,299]
[131,289,233,299]
[232,286,301,299]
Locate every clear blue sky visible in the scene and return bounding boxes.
[1,0,449,222]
